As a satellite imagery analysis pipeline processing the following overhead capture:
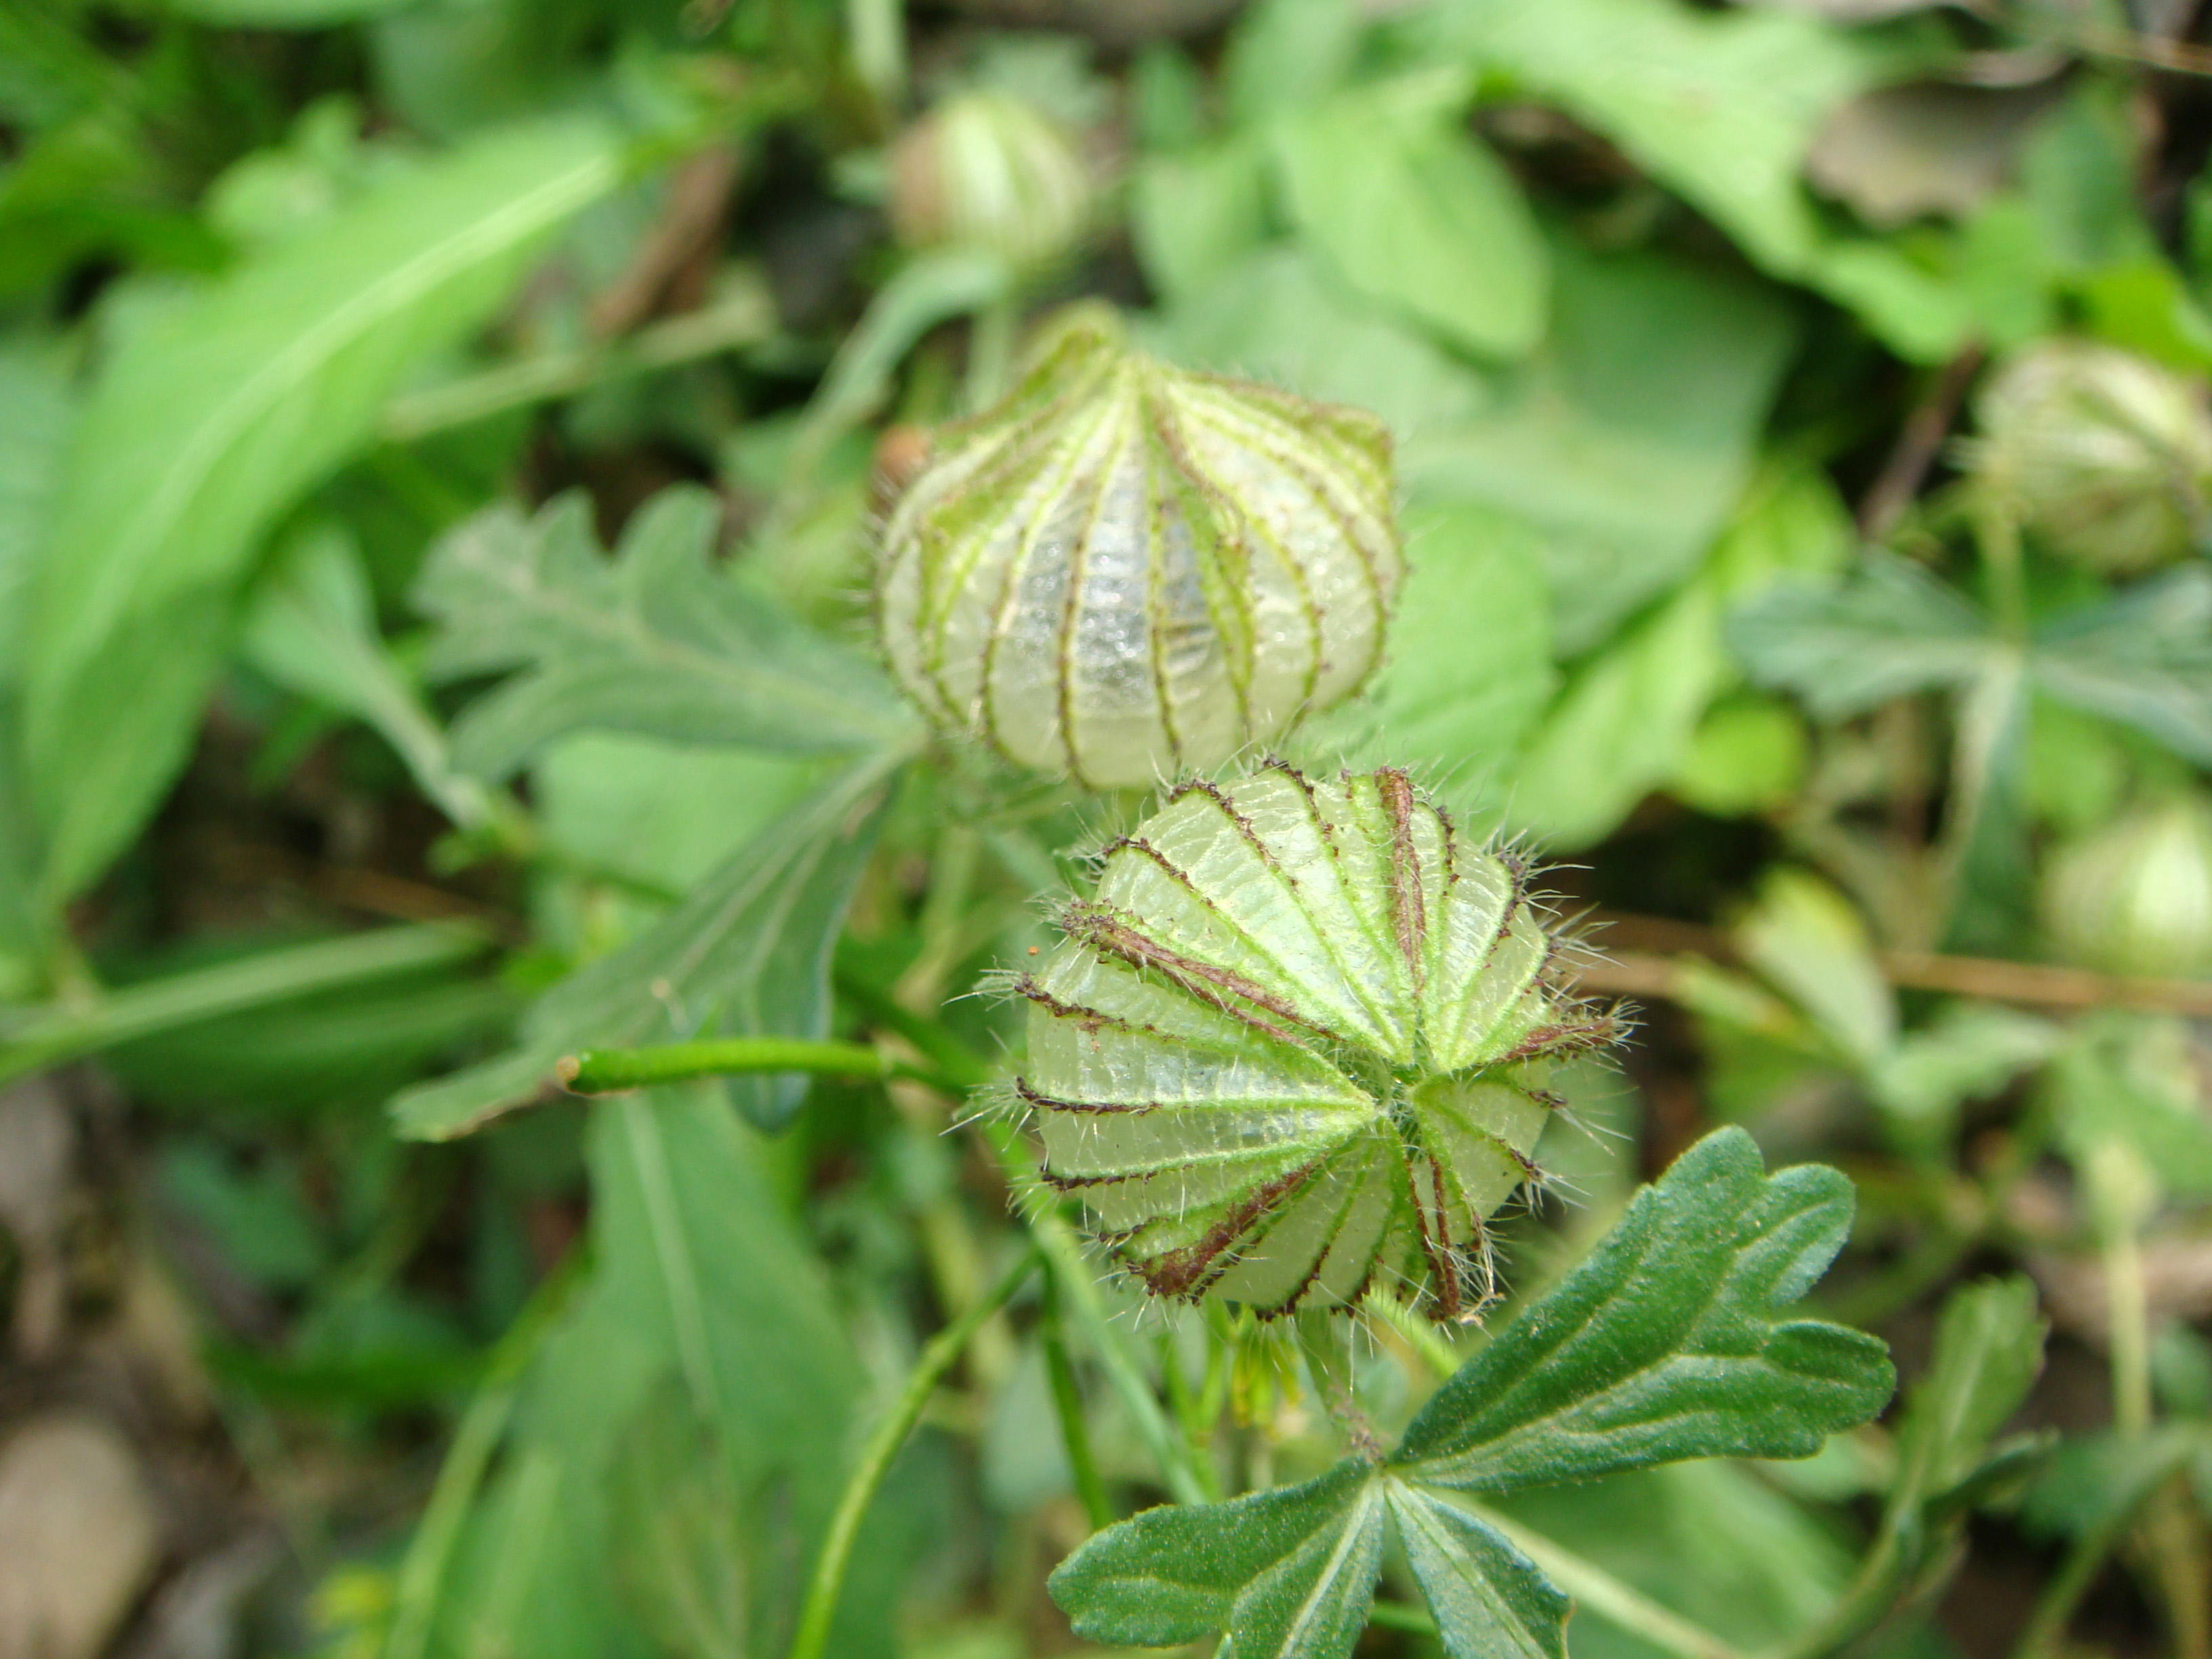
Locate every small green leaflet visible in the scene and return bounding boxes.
[1050,1128,1894,1658]
[414,485,920,781]
[390,758,897,1141]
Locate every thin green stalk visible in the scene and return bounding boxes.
[787,1246,1042,1659]
[380,283,778,442]
[1462,1501,1751,1659]
[1363,1284,1465,1382]
[0,923,494,1086]
[965,293,1021,411]
[557,1037,925,1094]
[384,1250,588,1659]
[1040,1268,1113,1529]
[2014,1504,2133,1659]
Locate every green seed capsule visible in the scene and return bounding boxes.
[889,90,1094,274]
[1969,340,2212,574]
[1011,763,1622,1321]
[877,313,1400,788]
[2043,795,2212,979]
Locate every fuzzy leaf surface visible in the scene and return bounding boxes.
[390,757,896,1140]
[415,487,918,780]
[1385,1483,1568,1659]
[1048,1460,1386,1658]
[1393,1126,1896,1490]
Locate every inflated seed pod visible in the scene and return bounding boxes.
[1011,762,1623,1321]
[877,312,1399,788]
[2043,796,2212,979]
[1969,340,2212,573]
[889,90,1094,274]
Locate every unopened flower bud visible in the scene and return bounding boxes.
[1970,340,2212,573]
[877,312,1400,788]
[888,90,1094,273]
[1010,763,1622,1320]
[2043,795,2212,979]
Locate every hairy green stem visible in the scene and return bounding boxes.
[556,1037,918,1094]
[1362,1284,1465,1382]
[1040,1269,1113,1529]
[787,1246,1041,1659]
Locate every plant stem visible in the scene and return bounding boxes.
[1040,1268,1113,1529]
[384,1250,588,1659]
[556,1037,914,1094]
[2014,1504,2133,1659]
[1362,1284,1464,1382]
[380,281,778,441]
[965,293,1020,411]
[786,1246,1041,1659]
[1462,1501,1752,1659]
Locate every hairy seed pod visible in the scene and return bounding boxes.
[1969,340,2212,573]
[1011,763,1623,1320]
[877,312,1399,788]
[2043,796,2212,979]
[889,90,1094,274]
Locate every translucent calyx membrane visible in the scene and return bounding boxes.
[877,312,1400,789]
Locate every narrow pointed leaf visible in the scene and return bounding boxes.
[1393,1127,1895,1490]
[2030,566,2212,765]
[1048,1460,1386,1659]
[415,486,918,780]
[1385,1481,1568,1659]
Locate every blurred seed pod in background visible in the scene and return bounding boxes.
[889,89,1095,274]
[1008,763,1623,1320]
[876,310,1400,788]
[1967,339,2212,574]
[2042,794,2212,979]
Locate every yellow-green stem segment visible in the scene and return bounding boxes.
[787,1246,1042,1659]
[557,1038,899,1095]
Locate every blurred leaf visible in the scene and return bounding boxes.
[176,0,426,24]
[21,116,621,912]
[158,1141,328,1292]
[1223,0,1364,127]
[0,346,72,680]
[390,758,897,1141]
[1729,552,1994,720]
[245,520,495,830]
[1130,136,1273,305]
[1273,74,1547,359]
[1406,240,1799,650]
[1790,1278,2047,1654]
[1510,464,1845,846]
[2022,1424,2203,1543]
[1734,868,1896,1071]
[2031,566,2212,766]
[1321,501,1555,778]
[415,486,916,781]
[1052,1460,1388,1658]
[1397,1128,1893,1488]
[1144,244,1490,438]
[1806,83,2052,230]
[2046,1012,2212,1197]
[430,1089,907,1658]
[607,1387,748,1659]
[1416,0,1969,359]
[1671,695,1808,817]
[1866,1003,2059,1164]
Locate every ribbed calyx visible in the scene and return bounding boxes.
[877,312,1400,790]
[1012,764,1623,1321]
[1970,340,2212,573]
[889,90,1093,274]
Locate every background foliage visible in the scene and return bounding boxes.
[7,0,2212,1656]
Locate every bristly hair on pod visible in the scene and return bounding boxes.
[875,306,1401,791]
[1002,760,1631,1324]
